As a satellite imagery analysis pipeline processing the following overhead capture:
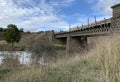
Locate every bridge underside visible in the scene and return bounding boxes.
[55,35,88,54]
[55,37,67,45]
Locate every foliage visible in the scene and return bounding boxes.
[0,54,99,82]
[2,35,120,82]
[20,28,24,32]
[0,68,11,80]
[0,27,6,32]
[27,42,56,62]
[4,24,21,47]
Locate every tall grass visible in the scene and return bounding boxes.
[1,55,98,82]
[1,35,120,82]
[92,36,120,82]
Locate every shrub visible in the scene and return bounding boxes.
[26,42,56,64]
[1,55,20,69]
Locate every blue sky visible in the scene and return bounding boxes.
[0,0,119,32]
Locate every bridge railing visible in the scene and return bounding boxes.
[55,18,114,38]
[70,18,111,31]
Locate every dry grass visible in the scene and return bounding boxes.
[3,67,44,82]
[92,36,120,82]
[0,40,7,45]
[1,35,120,82]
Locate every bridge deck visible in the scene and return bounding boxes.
[55,18,120,38]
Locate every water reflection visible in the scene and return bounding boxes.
[0,51,31,65]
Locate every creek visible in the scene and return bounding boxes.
[0,51,31,65]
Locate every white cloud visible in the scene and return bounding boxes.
[92,0,120,16]
[49,0,75,7]
[85,0,96,3]
[0,0,76,32]
[64,0,120,30]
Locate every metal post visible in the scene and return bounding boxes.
[69,25,71,32]
[60,28,61,32]
[104,17,106,27]
[94,16,97,25]
[82,24,83,28]
[77,25,79,30]
[88,18,89,28]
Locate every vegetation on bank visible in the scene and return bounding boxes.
[0,24,120,82]
[0,35,120,82]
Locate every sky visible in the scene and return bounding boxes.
[0,0,120,32]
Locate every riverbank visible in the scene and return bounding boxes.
[0,36,120,82]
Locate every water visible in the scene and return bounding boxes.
[0,51,31,65]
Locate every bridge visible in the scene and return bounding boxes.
[45,3,120,54]
[55,18,111,38]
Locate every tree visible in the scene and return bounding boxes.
[4,24,21,48]
[20,28,24,32]
[0,27,6,32]
[0,27,4,32]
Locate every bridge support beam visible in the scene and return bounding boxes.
[66,35,88,55]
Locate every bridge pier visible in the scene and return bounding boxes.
[111,4,120,32]
[45,30,54,44]
[66,35,88,55]
[55,38,67,45]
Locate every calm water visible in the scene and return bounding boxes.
[0,51,31,65]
